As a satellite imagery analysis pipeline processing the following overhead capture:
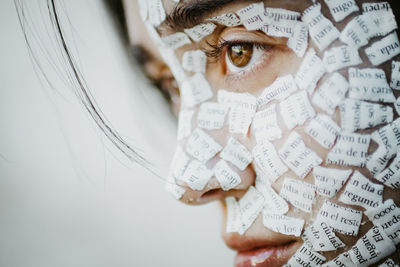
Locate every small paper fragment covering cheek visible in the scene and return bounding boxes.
[238,186,265,234]
[324,0,359,22]
[362,2,398,38]
[302,3,340,51]
[327,132,371,167]
[321,252,353,267]
[197,102,228,130]
[317,200,362,236]
[391,61,400,90]
[213,160,242,191]
[280,91,316,130]
[185,128,222,163]
[181,160,213,191]
[207,12,241,27]
[371,118,400,158]
[236,2,266,31]
[220,137,252,171]
[283,243,326,267]
[348,225,396,266]
[313,166,352,198]
[177,110,194,140]
[378,258,400,267]
[225,196,241,233]
[302,219,345,251]
[323,45,362,73]
[305,114,340,149]
[366,146,391,176]
[365,32,400,66]
[182,50,206,73]
[158,47,187,84]
[279,178,316,213]
[257,74,298,107]
[252,104,282,142]
[340,14,372,48]
[295,48,326,95]
[287,22,308,58]
[255,175,289,214]
[183,23,217,42]
[166,172,186,200]
[375,152,400,189]
[339,171,384,210]
[262,213,304,237]
[279,132,322,179]
[180,73,213,108]
[365,199,400,245]
[161,32,191,50]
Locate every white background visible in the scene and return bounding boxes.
[0,0,234,266]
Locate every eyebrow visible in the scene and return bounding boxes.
[161,0,258,32]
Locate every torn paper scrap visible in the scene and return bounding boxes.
[236,2,266,31]
[225,197,241,233]
[371,118,400,158]
[295,48,326,94]
[302,219,345,251]
[284,243,326,266]
[257,74,298,107]
[255,175,289,214]
[313,166,352,198]
[182,50,206,73]
[374,151,400,189]
[186,128,222,163]
[391,61,400,89]
[280,91,316,130]
[184,23,217,42]
[148,0,166,26]
[213,160,242,191]
[220,137,252,171]
[323,45,362,72]
[181,160,213,190]
[177,109,194,140]
[279,178,316,213]
[287,22,308,58]
[262,212,304,237]
[324,0,359,22]
[305,114,340,149]
[207,12,241,27]
[365,32,400,66]
[161,32,191,50]
[238,186,265,234]
[180,73,213,108]
[321,252,354,267]
[197,102,228,130]
[252,104,282,142]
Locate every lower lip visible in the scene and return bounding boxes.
[234,241,301,267]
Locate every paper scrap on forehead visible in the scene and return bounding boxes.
[362,2,397,38]
[213,160,241,191]
[180,73,213,108]
[184,23,217,42]
[287,22,308,58]
[302,3,340,51]
[148,0,166,27]
[366,146,391,177]
[327,132,371,167]
[339,171,384,210]
[279,132,322,179]
[159,47,186,83]
[317,200,362,236]
[349,225,396,266]
[257,75,298,107]
[340,99,393,132]
[371,118,400,158]
[161,32,191,50]
[321,252,354,267]
[252,104,282,143]
[349,67,396,103]
[323,45,362,73]
[182,50,206,73]
[255,175,289,214]
[177,110,194,140]
[295,48,326,94]
[378,258,400,267]
[252,141,288,183]
[197,102,228,130]
[138,0,148,21]
[169,146,191,181]
[302,219,345,251]
[375,152,400,189]
[365,32,400,66]
[263,213,304,237]
[186,128,222,163]
[391,61,400,90]
[166,171,186,200]
[260,19,298,38]
[313,166,352,198]
[284,243,326,267]
[280,91,316,130]
[181,160,213,190]
[207,12,241,27]
[225,197,241,233]
[340,14,373,48]
[238,186,265,234]
[264,8,300,22]
[305,114,340,149]
[312,72,349,115]
[220,137,252,171]
[236,2,266,31]
[280,178,316,213]
[365,199,400,245]
[324,0,359,22]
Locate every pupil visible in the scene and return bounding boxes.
[228,44,253,68]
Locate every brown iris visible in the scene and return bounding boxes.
[227,44,253,68]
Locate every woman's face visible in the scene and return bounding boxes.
[125,0,400,265]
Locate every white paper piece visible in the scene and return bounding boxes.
[317,199,362,236]
[255,175,289,214]
[378,258,400,267]
[264,8,301,22]
[169,146,191,181]
[182,50,206,73]
[323,45,362,72]
[366,146,391,176]
[252,104,282,142]
[225,197,241,233]
[159,47,186,83]
[137,0,148,21]
[312,72,349,115]
[302,219,345,251]
[340,14,372,48]
[186,128,222,163]
[375,152,400,189]
[287,22,308,58]
[339,171,384,210]
[365,199,400,245]
[213,160,241,191]
[184,23,217,42]
[348,67,396,103]
[236,2,266,31]
[295,48,326,94]
[252,141,288,183]
[207,12,241,27]
[197,102,228,130]
[324,0,359,22]
[348,225,396,266]
[148,0,166,26]
[371,118,400,158]
[305,114,340,149]
[238,186,265,234]
[313,166,352,198]
[284,243,326,267]
[321,252,354,267]
[366,32,400,66]
[181,160,213,190]
[257,74,298,107]
[220,137,252,171]
[262,213,304,237]
[279,132,322,178]
[340,99,393,132]
[161,32,191,50]
[177,110,194,140]
[166,172,186,200]
[280,178,316,213]
[391,61,400,90]
[260,19,298,38]
[280,91,316,130]
[302,3,340,51]
[362,2,398,38]
[396,97,400,115]
[180,73,213,108]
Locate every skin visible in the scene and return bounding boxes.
[124,0,400,264]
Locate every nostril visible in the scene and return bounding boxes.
[200,188,224,203]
